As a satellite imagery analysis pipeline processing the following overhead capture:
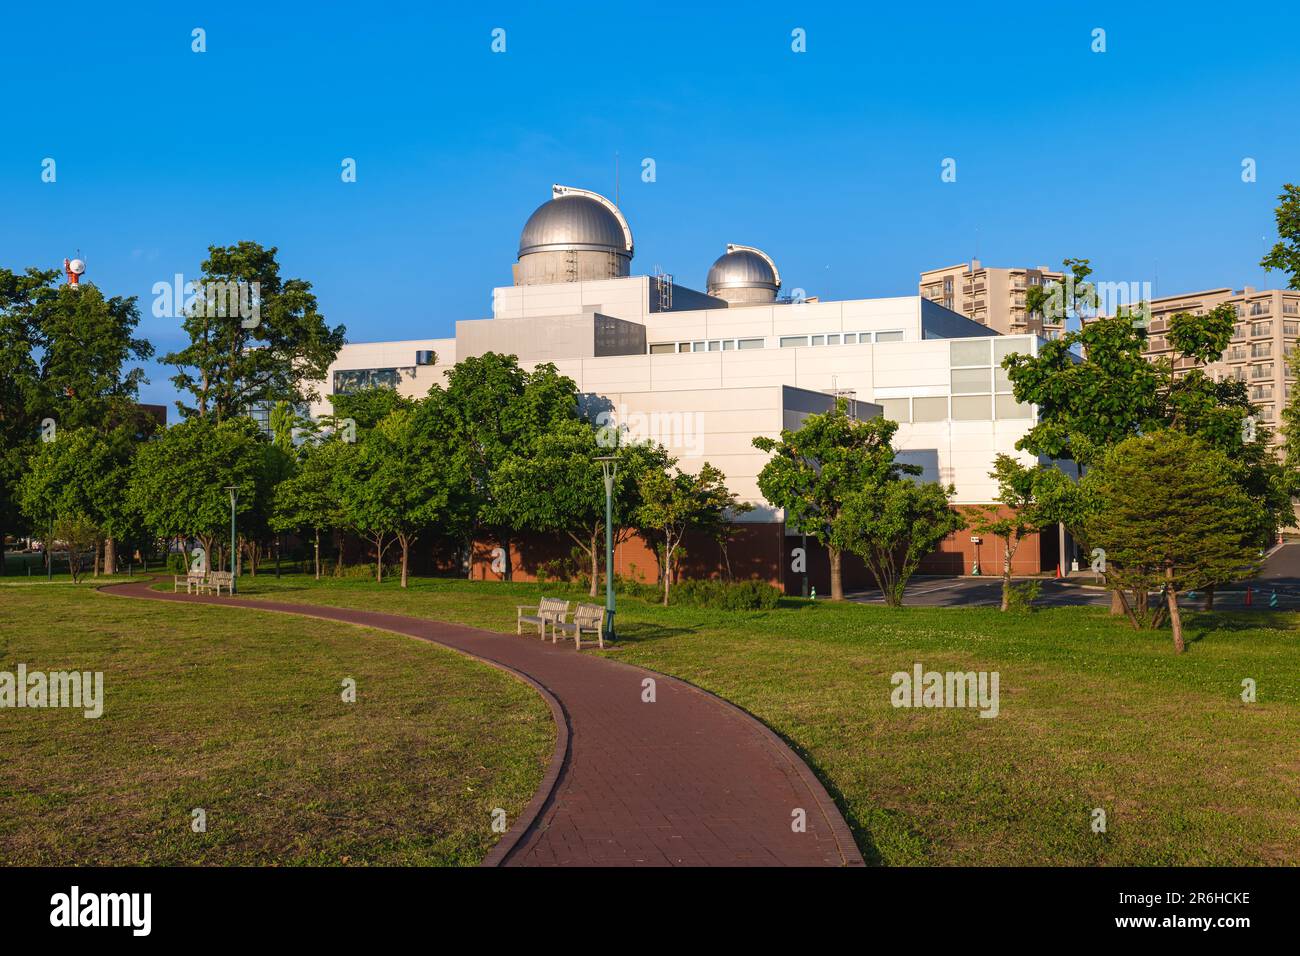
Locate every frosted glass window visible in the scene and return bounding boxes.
[842,333,858,344]
[826,334,841,345]
[738,338,764,350]
[649,343,675,354]
[876,331,904,343]
[995,395,1032,419]
[994,367,1013,392]
[708,340,721,351]
[780,336,808,348]
[811,335,825,346]
[951,340,991,366]
[951,368,993,394]
[721,339,735,350]
[993,338,1028,363]
[913,397,949,421]
[952,395,992,420]
[879,398,910,422]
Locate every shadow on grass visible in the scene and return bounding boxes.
[609,621,701,645]
[1182,610,1300,635]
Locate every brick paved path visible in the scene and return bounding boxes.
[103,579,864,867]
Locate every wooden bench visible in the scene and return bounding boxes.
[199,571,234,596]
[517,597,570,638]
[551,602,607,650]
[174,571,207,593]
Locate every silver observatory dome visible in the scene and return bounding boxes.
[514,185,634,285]
[706,244,781,304]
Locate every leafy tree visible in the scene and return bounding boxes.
[636,462,743,606]
[490,419,672,595]
[327,387,415,435]
[164,242,344,422]
[52,513,100,583]
[969,455,1054,611]
[271,440,350,579]
[128,417,263,568]
[1007,304,1290,611]
[1080,430,1263,652]
[336,407,453,586]
[1025,258,1100,331]
[428,353,582,579]
[840,476,964,607]
[1261,183,1300,289]
[754,403,918,600]
[17,426,140,576]
[0,267,153,572]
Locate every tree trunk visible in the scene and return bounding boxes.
[400,538,409,588]
[1204,584,1214,611]
[314,529,321,580]
[104,537,116,575]
[590,531,599,598]
[1109,588,1124,616]
[829,546,843,601]
[92,539,100,578]
[1166,566,1185,653]
[662,542,673,606]
[1001,548,1012,612]
[334,530,344,576]
[374,538,384,583]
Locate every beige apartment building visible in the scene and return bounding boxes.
[919,260,1065,338]
[1140,287,1300,429]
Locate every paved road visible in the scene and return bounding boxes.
[848,542,1300,609]
[102,579,863,868]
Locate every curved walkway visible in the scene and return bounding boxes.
[102,579,864,867]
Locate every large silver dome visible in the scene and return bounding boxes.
[707,244,781,295]
[518,186,633,258]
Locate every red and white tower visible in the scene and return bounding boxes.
[64,256,85,287]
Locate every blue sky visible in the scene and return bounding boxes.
[4,1,1298,411]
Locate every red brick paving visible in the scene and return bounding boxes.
[103,579,864,867]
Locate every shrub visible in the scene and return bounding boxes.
[1006,579,1043,612]
[670,578,782,610]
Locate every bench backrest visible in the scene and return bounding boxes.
[574,603,605,628]
[538,598,569,621]
[209,571,233,585]
[187,571,206,583]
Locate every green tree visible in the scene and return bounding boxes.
[17,426,140,576]
[840,477,964,607]
[969,455,1054,611]
[51,513,100,583]
[490,419,672,596]
[754,403,918,600]
[128,417,263,568]
[271,440,350,579]
[327,387,415,436]
[1025,257,1100,331]
[428,353,582,579]
[1261,183,1300,289]
[336,407,453,586]
[1081,430,1263,652]
[0,267,153,573]
[636,462,743,606]
[164,242,344,422]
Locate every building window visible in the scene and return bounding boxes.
[333,368,401,393]
[737,338,764,350]
[951,339,992,367]
[780,335,809,348]
[649,343,675,354]
[875,330,904,343]
[811,335,825,346]
[912,397,949,422]
[879,398,910,423]
[951,395,992,420]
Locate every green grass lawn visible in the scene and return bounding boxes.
[0,582,553,866]
[221,572,1300,866]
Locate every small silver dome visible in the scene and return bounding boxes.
[518,187,633,258]
[706,244,781,294]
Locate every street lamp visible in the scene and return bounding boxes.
[970,535,983,576]
[224,486,238,594]
[594,455,618,643]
